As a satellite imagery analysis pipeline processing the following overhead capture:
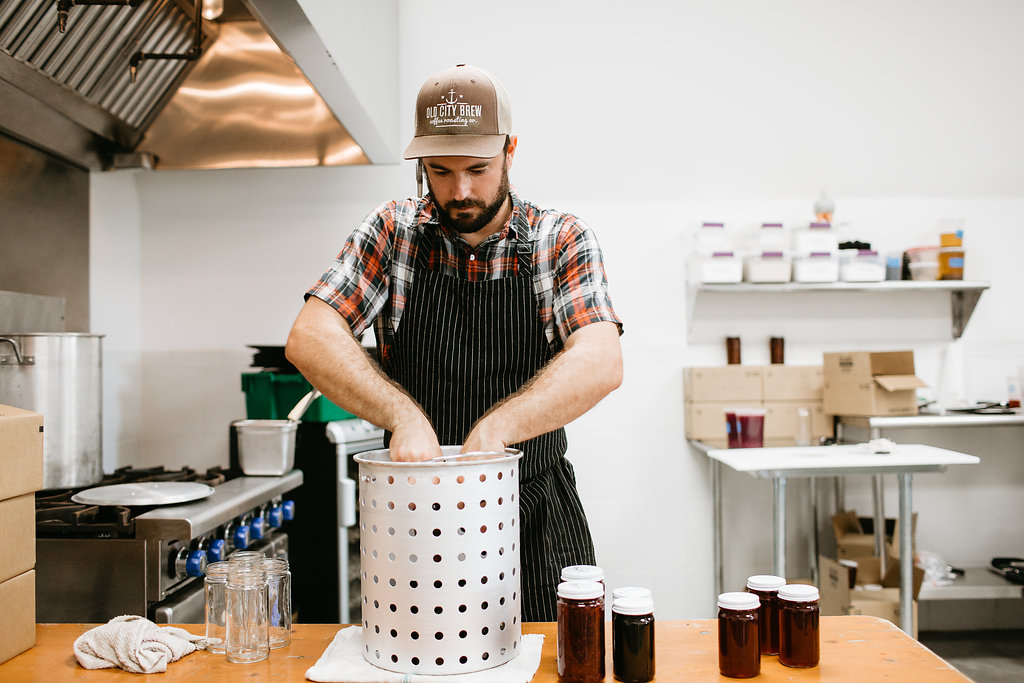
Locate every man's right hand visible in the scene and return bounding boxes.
[387,414,442,462]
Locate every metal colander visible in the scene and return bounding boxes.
[354,446,522,675]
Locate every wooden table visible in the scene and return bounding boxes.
[0,616,968,681]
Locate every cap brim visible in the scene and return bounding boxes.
[403,134,506,160]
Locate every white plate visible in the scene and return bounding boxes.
[71,482,216,506]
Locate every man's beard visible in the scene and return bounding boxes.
[430,161,510,235]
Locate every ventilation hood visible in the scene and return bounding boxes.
[0,0,391,170]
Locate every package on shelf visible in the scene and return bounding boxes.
[694,221,733,255]
[756,222,788,249]
[763,401,832,442]
[793,251,839,283]
[744,250,792,283]
[684,366,764,402]
[695,251,743,284]
[762,365,823,401]
[823,351,927,417]
[818,555,923,638]
[793,221,838,254]
[839,249,886,282]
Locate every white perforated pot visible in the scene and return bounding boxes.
[354,446,522,675]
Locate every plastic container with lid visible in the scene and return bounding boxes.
[839,249,885,282]
[697,251,743,284]
[757,222,787,248]
[696,222,732,255]
[612,595,655,683]
[557,580,605,683]
[778,584,820,668]
[717,592,760,679]
[746,574,785,655]
[745,251,792,283]
[793,252,839,283]
[793,222,838,254]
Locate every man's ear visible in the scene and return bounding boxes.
[505,135,518,166]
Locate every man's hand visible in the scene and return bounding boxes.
[387,413,443,462]
[461,417,508,456]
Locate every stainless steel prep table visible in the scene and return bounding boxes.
[694,441,979,634]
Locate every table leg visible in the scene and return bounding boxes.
[898,472,914,635]
[873,474,886,576]
[773,477,786,578]
[809,477,819,585]
[713,458,723,600]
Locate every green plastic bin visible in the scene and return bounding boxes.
[241,372,355,422]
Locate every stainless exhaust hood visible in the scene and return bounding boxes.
[0,0,381,170]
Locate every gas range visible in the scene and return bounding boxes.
[35,465,302,623]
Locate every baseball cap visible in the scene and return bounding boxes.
[403,64,512,159]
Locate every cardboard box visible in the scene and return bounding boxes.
[822,351,927,417]
[818,555,923,638]
[0,405,44,501]
[684,366,763,402]
[763,400,833,442]
[830,509,917,561]
[762,365,823,401]
[0,570,35,665]
[684,401,760,442]
[0,495,35,584]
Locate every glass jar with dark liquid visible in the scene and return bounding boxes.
[557,580,605,683]
[717,591,760,678]
[778,584,820,668]
[746,574,785,655]
[612,595,655,682]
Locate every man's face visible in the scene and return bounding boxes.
[423,148,511,236]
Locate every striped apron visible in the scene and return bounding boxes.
[382,226,596,621]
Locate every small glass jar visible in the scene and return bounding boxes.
[204,561,231,654]
[746,574,785,655]
[261,557,292,649]
[717,592,760,679]
[557,580,605,683]
[225,566,269,664]
[612,596,655,683]
[229,550,265,566]
[778,584,820,668]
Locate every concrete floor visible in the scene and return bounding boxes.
[918,631,1024,683]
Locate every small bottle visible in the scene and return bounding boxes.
[718,592,760,679]
[261,557,292,649]
[746,575,785,655]
[778,584,820,668]
[612,596,655,683]
[557,580,605,683]
[795,407,812,447]
[204,561,231,654]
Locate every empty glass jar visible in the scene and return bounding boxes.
[204,561,231,654]
[261,557,292,649]
[225,565,269,664]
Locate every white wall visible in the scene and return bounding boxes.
[90,0,1024,620]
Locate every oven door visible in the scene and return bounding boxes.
[151,531,289,624]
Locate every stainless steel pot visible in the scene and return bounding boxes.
[0,333,103,489]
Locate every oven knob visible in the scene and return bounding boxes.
[206,538,226,562]
[249,516,265,541]
[232,524,250,550]
[175,548,208,579]
[282,500,295,521]
[268,505,284,528]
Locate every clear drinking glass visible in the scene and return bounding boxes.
[204,562,231,654]
[225,566,269,664]
[261,557,292,648]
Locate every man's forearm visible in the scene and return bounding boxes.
[465,321,623,450]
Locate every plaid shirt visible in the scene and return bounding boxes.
[306,188,622,363]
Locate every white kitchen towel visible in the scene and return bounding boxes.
[305,626,544,683]
[73,615,207,674]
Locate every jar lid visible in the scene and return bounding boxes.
[746,574,786,591]
[561,565,604,582]
[779,584,820,602]
[557,580,604,600]
[718,592,759,611]
[611,586,653,601]
[613,596,654,616]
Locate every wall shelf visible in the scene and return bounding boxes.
[687,280,989,341]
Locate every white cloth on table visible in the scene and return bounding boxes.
[73,615,207,674]
[305,626,544,683]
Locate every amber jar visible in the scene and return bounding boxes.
[717,592,760,679]
[612,596,655,683]
[746,574,785,655]
[778,584,820,668]
[557,580,605,683]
